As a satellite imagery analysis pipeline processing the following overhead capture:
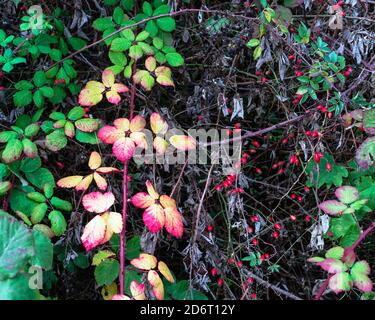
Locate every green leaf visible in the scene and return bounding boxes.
[110,38,132,51]
[0,131,18,143]
[253,45,262,60]
[31,203,48,224]
[33,71,47,87]
[109,51,127,67]
[45,130,67,152]
[113,7,125,25]
[142,1,153,16]
[9,186,39,216]
[20,157,41,173]
[0,214,34,279]
[129,45,143,60]
[120,29,135,41]
[2,139,23,163]
[95,259,120,286]
[68,37,87,50]
[67,106,85,121]
[136,30,150,42]
[39,86,54,98]
[13,90,33,107]
[92,250,115,266]
[75,130,98,145]
[93,17,114,31]
[32,229,53,270]
[351,261,372,292]
[25,167,55,189]
[33,90,44,108]
[246,38,260,48]
[27,192,46,203]
[145,20,158,37]
[166,52,184,67]
[126,235,141,260]
[50,197,72,212]
[0,274,40,300]
[325,246,344,260]
[49,49,62,62]
[48,210,67,236]
[24,123,40,138]
[156,17,176,32]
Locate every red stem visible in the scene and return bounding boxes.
[119,60,137,296]
[119,160,128,295]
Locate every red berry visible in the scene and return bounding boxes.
[261,77,267,83]
[237,261,243,268]
[247,226,254,233]
[314,153,323,163]
[252,239,258,246]
[207,225,213,232]
[217,278,223,286]
[228,258,235,264]
[215,184,222,191]
[250,293,257,299]
[282,138,288,144]
[305,215,311,222]
[298,196,303,202]
[341,11,345,17]
[296,71,303,77]
[274,223,281,230]
[54,79,60,84]
[84,114,89,118]
[304,186,310,193]
[272,231,279,239]
[252,140,260,148]
[255,71,262,76]
[61,79,66,84]
[305,131,311,136]
[326,163,332,172]
[249,149,256,154]
[288,54,295,60]
[227,107,231,114]
[290,215,297,221]
[84,108,89,112]
[291,193,297,199]
[247,277,254,284]
[278,168,284,174]
[255,168,262,174]
[211,268,217,277]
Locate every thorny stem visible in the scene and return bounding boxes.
[119,160,128,295]
[314,220,375,300]
[119,53,137,295]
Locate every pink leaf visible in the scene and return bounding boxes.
[82,191,115,213]
[98,126,124,144]
[130,281,146,300]
[112,83,129,93]
[317,258,347,274]
[129,115,146,133]
[164,207,183,238]
[112,137,136,162]
[81,215,106,251]
[169,135,196,151]
[147,270,164,300]
[150,113,168,135]
[93,172,107,191]
[102,70,115,88]
[318,200,348,216]
[106,90,122,105]
[131,253,157,270]
[143,204,165,233]
[131,192,155,209]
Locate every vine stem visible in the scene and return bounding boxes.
[119,159,128,295]
[45,9,257,71]
[119,59,137,296]
[314,220,375,300]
